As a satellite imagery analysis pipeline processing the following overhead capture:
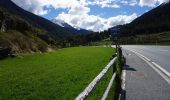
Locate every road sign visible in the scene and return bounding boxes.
[110,28,120,40]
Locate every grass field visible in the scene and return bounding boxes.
[0,47,115,100]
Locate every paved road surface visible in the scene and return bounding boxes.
[121,45,170,100]
[122,45,170,73]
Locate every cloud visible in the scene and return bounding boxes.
[11,0,49,15]
[139,0,157,7]
[68,5,90,15]
[107,13,137,27]
[11,0,170,16]
[88,0,120,8]
[55,9,137,31]
[11,0,88,15]
[12,0,138,31]
[120,0,138,6]
[139,0,169,7]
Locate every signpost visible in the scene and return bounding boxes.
[110,28,120,52]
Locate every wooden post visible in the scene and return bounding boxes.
[115,47,123,99]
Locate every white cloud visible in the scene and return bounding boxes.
[139,0,169,7]
[68,5,90,15]
[11,0,88,15]
[55,10,137,31]
[157,0,170,3]
[88,0,120,8]
[11,0,49,15]
[107,13,137,27]
[11,0,170,16]
[12,0,138,31]
[120,0,138,6]
[139,0,157,7]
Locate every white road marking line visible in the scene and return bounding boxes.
[123,48,151,61]
[119,69,126,100]
[124,48,170,84]
[138,55,170,84]
[152,62,170,78]
[131,50,151,61]
[160,50,169,52]
[122,70,126,90]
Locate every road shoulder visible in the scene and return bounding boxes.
[123,49,170,100]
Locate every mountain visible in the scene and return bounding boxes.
[0,0,76,52]
[119,1,170,36]
[0,0,75,39]
[52,19,93,34]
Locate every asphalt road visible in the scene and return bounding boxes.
[122,49,170,100]
[122,45,170,73]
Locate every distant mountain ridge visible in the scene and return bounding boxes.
[52,19,93,34]
[118,0,170,36]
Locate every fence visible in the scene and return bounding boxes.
[76,47,123,100]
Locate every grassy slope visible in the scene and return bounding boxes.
[0,31,48,52]
[0,47,115,100]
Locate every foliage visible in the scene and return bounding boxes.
[63,30,111,47]
[120,31,170,45]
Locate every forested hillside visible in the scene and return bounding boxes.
[119,1,170,36]
[0,0,76,52]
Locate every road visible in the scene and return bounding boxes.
[122,45,170,73]
[121,45,170,100]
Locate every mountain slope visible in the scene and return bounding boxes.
[119,1,170,36]
[0,0,77,52]
[0,0,75,39]
[52,19,93,34]
[0,7,51,52]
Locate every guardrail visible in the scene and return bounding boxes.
[76,47,123,100]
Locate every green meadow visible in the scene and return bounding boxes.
[0,47,115,100]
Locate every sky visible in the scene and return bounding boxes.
[11,0,169,32]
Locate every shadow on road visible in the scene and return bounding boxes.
[123,65,136,71]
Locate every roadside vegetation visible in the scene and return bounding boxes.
[120,31,170,45]
[0,47,116,100]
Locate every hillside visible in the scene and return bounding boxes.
[119,1,170,36]
[0,0,76,52]
[0,0,75,39]
[0,8,51,52]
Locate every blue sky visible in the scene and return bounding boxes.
[11,0,168,31]
[42,3,151,20]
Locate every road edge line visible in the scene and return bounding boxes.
[119,69,126,100]
[138,55,170,84]
[124,48,170,84]
[151,62,170,78]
